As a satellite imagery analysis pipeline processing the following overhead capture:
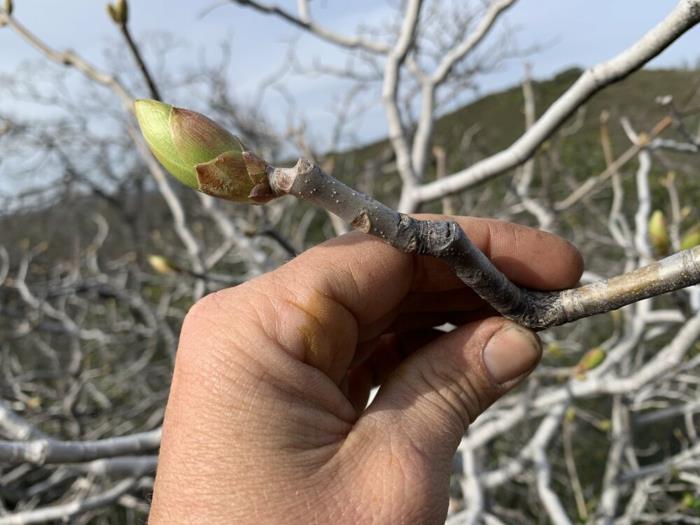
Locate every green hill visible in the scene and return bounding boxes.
[337,67,698,175]
[329,67,696,202]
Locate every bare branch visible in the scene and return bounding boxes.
[382,0,423,197]
[0,428,161,465]
[0,478,140,525]
[556,116,673,211]
[118,23,162,101]
[225,0,391,53]
[0,12,132,110]
[270,158,700,329]
[0,401,47,441]
[407,1,516,190]
[412,0,700,204]
[431,0,516,86]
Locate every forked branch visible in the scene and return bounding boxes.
[411,0,700,205]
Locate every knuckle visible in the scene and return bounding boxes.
[177,290,246,375]
[184,288,229,322]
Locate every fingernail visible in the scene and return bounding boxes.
[483,323,541,384]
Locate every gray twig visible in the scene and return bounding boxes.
[0,429,161,465]
[269,159,700,330]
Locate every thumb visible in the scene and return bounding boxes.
[358,318,541,467]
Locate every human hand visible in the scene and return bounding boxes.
[149,216,583,524]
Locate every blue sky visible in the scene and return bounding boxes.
[0,0,698,146]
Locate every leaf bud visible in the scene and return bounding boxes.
[648,209,670,256]
[134,99,276,204]
[597,419,611,432]
[107,0,128,25]
[3,0,12,15]
[682,492,700,510]
[564,406,576,423]
[147,254,177,275]
[575,347,606,377]
[680,224,700,251]
[545,341,562,357]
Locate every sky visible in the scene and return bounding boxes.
[0,0,698,147]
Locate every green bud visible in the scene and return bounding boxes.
[564,406,576,423]
[4,0,12,15]
[107,0,127,24]
[681,492,700,510]
[648,210,670,256]
[545,342,562,357]
[134,99,275,203]
[597,419,611,432]
[680,224,700,251]
[147,254,177,275]
[575,347,606,376]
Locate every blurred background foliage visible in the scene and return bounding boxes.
[1,1,699,523]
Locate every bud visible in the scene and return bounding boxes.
[575,347,606,377]
[648,210,670,256]
[3,0,12,15]
[545,341,562,357]
[597,419,611,432]
[134,99,275,203]
[35,240,49,254]
[682,492,700,510]
[107,0,127,24]
[147,254,177,275]
[26,396,41,410]
[564,406,576,423]
[680,224,700,251]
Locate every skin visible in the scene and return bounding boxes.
[150,216,583,524]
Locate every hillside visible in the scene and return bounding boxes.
[330,67,700,209]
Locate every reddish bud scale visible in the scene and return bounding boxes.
[134,99,277,204]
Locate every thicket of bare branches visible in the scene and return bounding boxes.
[1,1,700,523]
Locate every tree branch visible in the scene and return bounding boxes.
[412,0,700,205]
[269,158,700,330]
[382,0,423,197]
[0,428,161,465]
[0,478,140,525]
[118,22,162,101]
[226,0,391,53]
[407,0,516,197]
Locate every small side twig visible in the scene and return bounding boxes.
[563,416,589,521]
[556,116,673,211]
[118,22,162,101]
[268,158,700,331]
[0,478,141,525]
